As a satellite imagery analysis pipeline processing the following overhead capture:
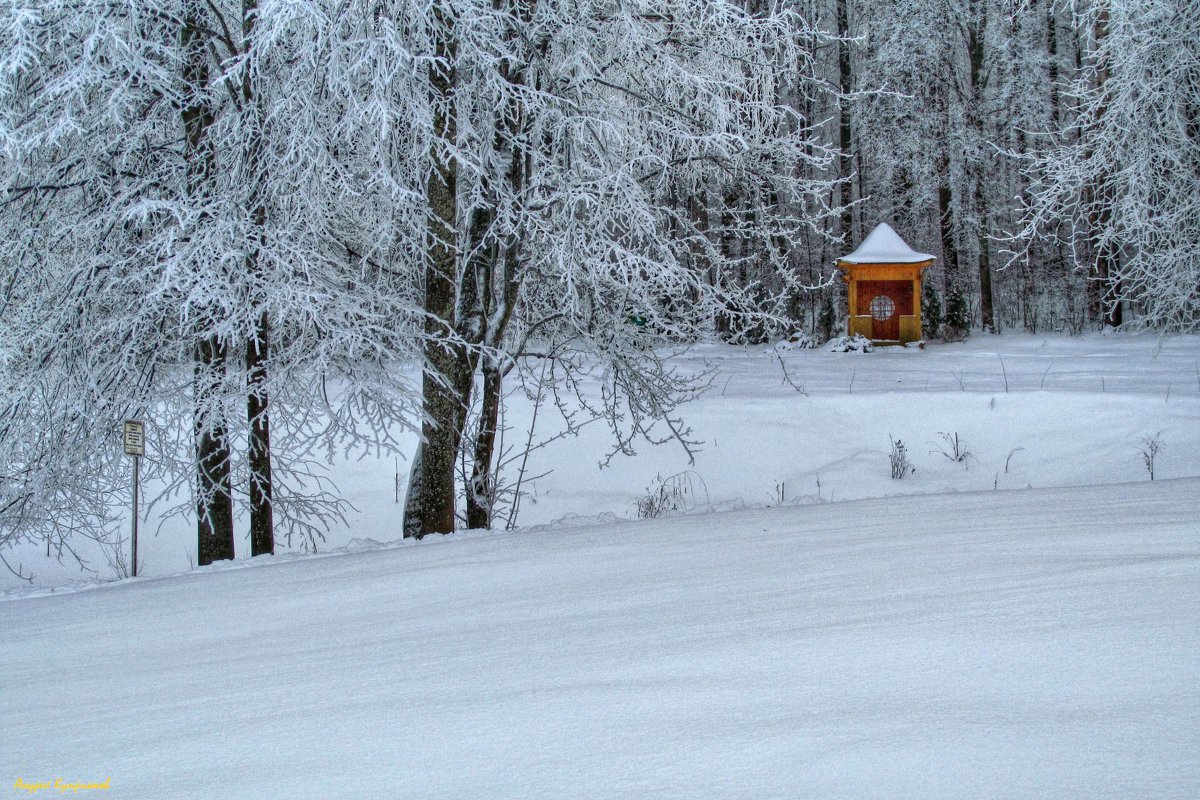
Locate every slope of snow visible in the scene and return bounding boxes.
[837,222,935,263]
[3,479,1198,799]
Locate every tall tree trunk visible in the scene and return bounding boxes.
[453,201,498,531]
[241,0,273,556]
[893,166,912,235]
[465,360,502,530]
[246,311,273,556]
[967,16,995,333]
[1044,1,1074,327]
[406,353,474,538]
[194,338,235,565]
[1015,128,1038,331]
[938,179,961,294]
[463,14,532,530]
[937,153,968,341]
[836,0,854,244]
[976,194,995,333]
[1090,5,1121,328]
[1048,3,1061,130]
[404,2,473,538]
[183,2,234,565]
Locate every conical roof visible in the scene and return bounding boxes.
[838,223,935,264]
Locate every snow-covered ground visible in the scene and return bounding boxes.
[3,332,1199,797]
[8,331,1198,588]
[515,331,1200,524]
[3,479,1198,798]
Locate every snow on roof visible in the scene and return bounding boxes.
[838,223,935,264]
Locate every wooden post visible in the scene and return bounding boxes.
[845,268,857,335]
[913,275,922,336]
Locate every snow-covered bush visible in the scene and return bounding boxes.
[771,331,820,351]
[826,334,874,353]
[922,283,943,339]
[634,471,709,519]
[941,291,971,341]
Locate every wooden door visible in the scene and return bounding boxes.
[857,280,912,341]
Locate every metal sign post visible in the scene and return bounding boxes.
[123,420,145,578]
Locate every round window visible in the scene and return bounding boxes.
[869,295,895,321]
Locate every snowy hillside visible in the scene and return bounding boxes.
[4,334,1198,797]
[3,2,1195,793]
[4,479,1198,798]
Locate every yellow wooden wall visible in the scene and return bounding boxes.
[838,260,933,345]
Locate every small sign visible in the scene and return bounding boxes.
[123,420,145,457]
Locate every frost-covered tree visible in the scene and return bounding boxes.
[0,0,840,558]
[389,0,841,536]
[835,0,1191,335]
[1014,0,1200,330]
[849,0,1015,337]
[0,1,425,571]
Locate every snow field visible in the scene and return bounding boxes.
[510,334,1200,526]
[4,333,1198,587]
[3,332,1198,797]
[3,479,1197,798]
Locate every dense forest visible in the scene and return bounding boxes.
[1,0,1195,570]
[734,0,1198,340]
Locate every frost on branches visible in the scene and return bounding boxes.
[385,0,841,536]
[1014,0,1200,331]
[0,1,426,572]
[0,1,841,562]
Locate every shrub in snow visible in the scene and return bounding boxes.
[817,296,837,342]
[889,438,915,479]
[635,471,709,519]
[772,331,819,351]
[717,303,778,346]
[941,290,971,341]
[932,432,973,468]
[922,282,942,339]
[826,334,874,353]
[1140,433,1164,480]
